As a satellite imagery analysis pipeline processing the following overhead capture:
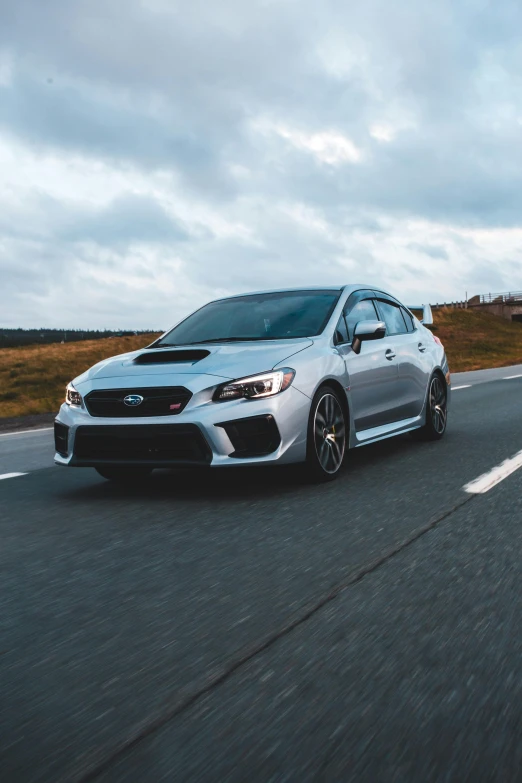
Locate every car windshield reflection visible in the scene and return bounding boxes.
[154,290,341,347]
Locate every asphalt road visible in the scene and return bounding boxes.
[1,365,521,782]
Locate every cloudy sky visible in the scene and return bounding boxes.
[1,0,522,328]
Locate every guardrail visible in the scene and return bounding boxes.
[429,292,522,312]
[431,301,467,309]
[479,291,522,304]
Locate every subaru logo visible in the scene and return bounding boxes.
[123,394,144,407]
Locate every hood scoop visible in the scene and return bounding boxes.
[134,349,210,365]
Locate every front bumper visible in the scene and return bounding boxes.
[54,385,310,468]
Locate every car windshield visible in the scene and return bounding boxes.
[154,290,342,346]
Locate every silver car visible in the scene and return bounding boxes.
[54,285,450,482]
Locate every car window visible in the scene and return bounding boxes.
[377,300,408,335]
[401,307,415,333]
[345,299,378,340]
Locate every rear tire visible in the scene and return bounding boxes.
[304,385,347,482]
[95,466,153,483]
[416,374,448,441]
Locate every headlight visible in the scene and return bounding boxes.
[65,382,82,406]
[213,368,295,402]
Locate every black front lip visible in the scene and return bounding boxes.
[63,458,211,468]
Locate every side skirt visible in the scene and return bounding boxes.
[352,414,425,448]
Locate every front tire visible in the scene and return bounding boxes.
[305,385,347,482]
[417,374,448,441]
[95,466,153,483]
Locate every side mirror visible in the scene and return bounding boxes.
[352,320,386,355]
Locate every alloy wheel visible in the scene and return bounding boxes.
[313,393,346,475]
[429,376,447,435]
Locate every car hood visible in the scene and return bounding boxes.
[73,339,314,387]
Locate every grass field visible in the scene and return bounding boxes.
[0,334,161,419]
[432,308,522,372]
[1,308,521,420]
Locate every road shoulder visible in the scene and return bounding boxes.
[0,412,56,434]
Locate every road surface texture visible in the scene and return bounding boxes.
[1,365,521,782]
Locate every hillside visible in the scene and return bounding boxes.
[0,334,161,419]
[0,309,521,420]
[432,307,522,372]
[0,328,154,349]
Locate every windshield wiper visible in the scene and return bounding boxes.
[189,337,263,343]
[146,339,241,348]
[157,337,270,346]
[153,336,306,347]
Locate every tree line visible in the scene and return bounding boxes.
[0,329,157,349]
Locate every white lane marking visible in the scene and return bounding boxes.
[0,427,53,438]
[0,472,28,481]
[452,385,471,390]
[464,449,522,494]
[503,374,522,379]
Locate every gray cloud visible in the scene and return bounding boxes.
[0,73,237,198]
[59,194,190,247]
[408,244,449,261]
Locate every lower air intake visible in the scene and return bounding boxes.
[73,425,212,466]
[54,422,69,457]
[216,415,281,458]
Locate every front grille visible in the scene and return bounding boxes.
[54,421,69,457]
[73,425,212,465]
[216,415,281,458]
[84,387,192,418]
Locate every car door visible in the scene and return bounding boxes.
[336,293,401,432]
[374,297,430,420]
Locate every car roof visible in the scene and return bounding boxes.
[210,284,393,301]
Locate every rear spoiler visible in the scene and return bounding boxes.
[407,304,433,326]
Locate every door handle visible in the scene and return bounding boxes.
[385,349,396,360]
[418,343,427,353]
